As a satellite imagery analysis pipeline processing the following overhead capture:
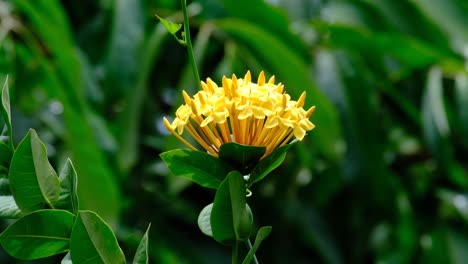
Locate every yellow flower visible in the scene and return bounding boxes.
[164,71,316,158]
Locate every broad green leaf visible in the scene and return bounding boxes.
[132,224,151,264]
[0,141,12,174]
[70,210,126,264]
[211,171,252,244]
[242,226,272,264]
[0,209,74,260]
[9,129,60,212]
[156,15,182,36]
[219,142,266,174]
[55,158,79,214]
[198,203,213,237]
[214,19,343,162]
[160,149,234,189]
[249,142,296,186]
[1,76,13,150]
[0,195,22,218]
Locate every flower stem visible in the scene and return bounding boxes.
[246,239,259,264]
[180,0,201,90]
[232,241,239,264]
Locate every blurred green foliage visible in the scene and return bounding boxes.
[1,0,468,263]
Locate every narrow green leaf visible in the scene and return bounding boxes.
[455,73,468,137]
[1,76,13,150]
[0,195,22,218]
[249,142,296,186]
[198,203,213,237]
[219,142,266,174]
[0,209,74,260]
[0,141,12,172]
[242,226,272,264]
[156,15,182,35]
[70,210,126,264]
[160,149,233,189]
[132,224,151,264]
[211,171,251,244]
[9,129,60,212]
[55,158,79,214]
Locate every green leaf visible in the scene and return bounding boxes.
[132,223,151,264]
[1,76,13,150]
[219,142,266,174]
[160,149,233,189]
[455,73,468,137]
[156,15,184,44]
[242,226,272,264]
[0,209,74,260]
[70,210,126,264]
[211,171,252,244]
[0,195,22,218]
[9,129,60,212]
[249,142,296,186]
[198,203,213,237]
[55,158,79,214]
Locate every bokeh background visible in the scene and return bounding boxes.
[1,0,468,263]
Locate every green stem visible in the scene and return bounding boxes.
[246,239,259,264]
[232,241,239,264]
[180,0,202,90]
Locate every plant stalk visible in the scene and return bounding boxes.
[246,239,259,264]
[180,0,201,90]
[233,241,239,264]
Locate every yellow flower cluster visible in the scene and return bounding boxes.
[164,71,315,158]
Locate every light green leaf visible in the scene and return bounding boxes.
[61,252,72,264]
[9,129,60,212]
[160,149,233,189]
[242,226,272,264]
[55,158,79,214]
[0,209,74,260]
[198,203,213,237]
[132,224,151,264]
[0,195,22,218]
[70,210,126,264]
[156,15,184,44]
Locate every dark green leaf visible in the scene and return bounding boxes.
[198,203,213,237]
[132,223,151,264]
[455,73,468,137]
[1,76,13,150]
[219,142,266,174]
[160,149,233,189]
[70,210,126,264]
[9,129,60,212]
[211,171,252,244]
[0,209,74,260]
[55,158,79,214]
[242,226,272,264]
[0,195,22,218]
[249,142,295,186]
